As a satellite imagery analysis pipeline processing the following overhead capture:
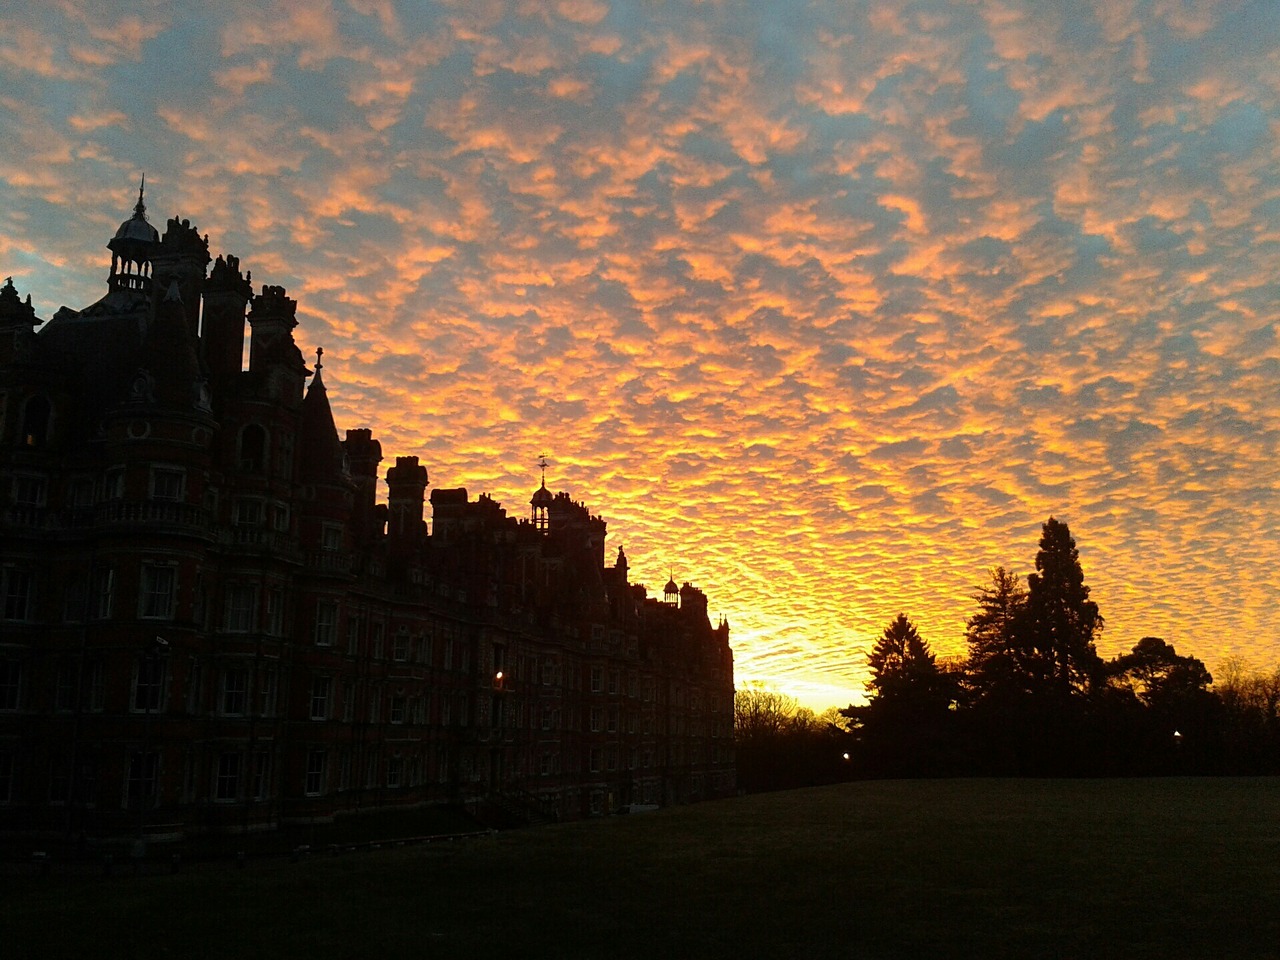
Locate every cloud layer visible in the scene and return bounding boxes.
[4,0,1279,706]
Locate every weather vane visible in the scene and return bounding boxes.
[537,454,549,485]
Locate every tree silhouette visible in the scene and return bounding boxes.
[845,614,956,775]
[963,566,1027,703]
[1019,517,1102,698]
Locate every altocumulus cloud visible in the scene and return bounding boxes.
[2,0,1279,707]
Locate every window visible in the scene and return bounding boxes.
[368,687,381,724]
[590,666,604,693]
[104,468,125,500]
[224,584,256,633]
[221,667,248,715]
[266,588,284,636]
[270,501,289,532]
[371,621,384,659]
[258,668,277,717]
[589,748,601,774]
[62,575,86,623]
[590,707,602,733]
[235,498,264,526]
[305,751,326,796]
[540,752,552,777]
[2,568,34,621]
[139,564,176,620]
[443,639,453,671]
[314,600,337,646]
[149,467,185,501]
[346,616,362,656]
[389,696,406,724]
[239,424,267,473]
[310,676,331,720]
[0,660,20,711]
[87,568,112,620]
[251,752,271,801]
[392,627,409,662]
[215,753,241,801]
[608,671,619,696]
[126,752,158,809]
[342,680,355,722]
[321,523,343,551]
[607,707,619,733]
[84,658,104,712]
[55,663,75,712]
[21,395,51,447]
[132,655,166,712]
[387,757,402,788]
[0,751,12,802]
[12,474,47,507]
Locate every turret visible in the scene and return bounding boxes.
[201,254,252,394]
[386,456,429,549]
[106,180,159,298]
[0,277,38,364]
[246,284,307,405]
[150,215,210,339]
[344,427,384,543]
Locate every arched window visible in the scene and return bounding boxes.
[239,424,268,473]
[21,395,51,447]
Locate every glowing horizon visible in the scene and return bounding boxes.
[3,1,1280,711]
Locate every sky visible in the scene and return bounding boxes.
[3,0,1279,709]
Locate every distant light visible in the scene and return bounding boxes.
[842,752,850,761]
[495,671,504,680]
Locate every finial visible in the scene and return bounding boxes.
[315,346,324,371]
[135,175,147,218]
[537,453,549,486]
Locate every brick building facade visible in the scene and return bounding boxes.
[0,189,735,840]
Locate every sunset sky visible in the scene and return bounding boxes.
[3,1,1279,708]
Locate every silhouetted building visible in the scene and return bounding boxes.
[0,188,735,840]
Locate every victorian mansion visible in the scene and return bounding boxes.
[0,188,735,840]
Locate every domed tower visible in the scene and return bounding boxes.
[664,572,680,606]
[106,179,160,297]
[531,455,553,533]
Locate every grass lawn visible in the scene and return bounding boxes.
[6,778,1278,959]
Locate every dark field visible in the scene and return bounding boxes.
[7,778,1279,959]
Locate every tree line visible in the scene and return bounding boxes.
[735,518,1280,790]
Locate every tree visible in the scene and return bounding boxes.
[1018,517,1102,697]
[963,566,1027,701]
[868,613,942,703]
[1108,637,1212,707]
[844,614,957,776]
[733,682,798,742]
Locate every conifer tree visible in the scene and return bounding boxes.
[1020,517,1102,697]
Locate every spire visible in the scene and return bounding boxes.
[136,175,146,218]
[664,569,679,605]
[299,346,346,481]
[531,453,553,532]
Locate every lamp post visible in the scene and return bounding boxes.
[134,635,169,860]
